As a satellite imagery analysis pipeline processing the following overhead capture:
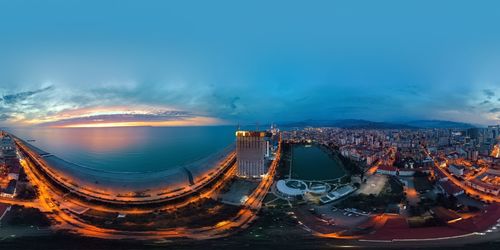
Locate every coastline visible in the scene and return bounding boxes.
[15,135,237,202]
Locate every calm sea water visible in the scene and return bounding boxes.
[8,126,236,173]
[291,145,345,180]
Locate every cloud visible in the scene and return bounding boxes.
[479,100,491,105]
[0,114,13,121]
[483,89,495,99]
[2,86,54,105]
[37,110,198,127]
[4,1,500,126]
[229,96,240,110]
[490,108,500,113]
[0,86,57,125]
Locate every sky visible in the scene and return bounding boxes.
[1,0,500,127]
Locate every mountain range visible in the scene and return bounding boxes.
[279,119,476,129]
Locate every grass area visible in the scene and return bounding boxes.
[387,177,404,194]
[236,209,301,240]
[79,198,242,230]
[15,182,39,200]
[0,209,320,250]
[414,176,433,193]
[407,215,440,228]
[263,193,278,203]
[2,205,51,227]
[266,199,292,208]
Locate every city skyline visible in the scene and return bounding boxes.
[0,1,499,249]
[1,0,500,127]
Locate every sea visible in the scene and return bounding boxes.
[7,126,236,173]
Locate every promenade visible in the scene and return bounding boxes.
[2,133,282,240]
[15,137,236,205]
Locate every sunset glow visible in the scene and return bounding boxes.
[18,106,226,128]
[2,1,500,249]
[53,116,224,128]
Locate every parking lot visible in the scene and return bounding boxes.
[312,204,371,229]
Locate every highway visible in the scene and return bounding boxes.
[0,197,46,211]
[14,137,237,205]
[3,135,282,240]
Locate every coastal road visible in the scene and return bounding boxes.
[0,197,46,212]
[6,135,283,240]
[15,136,238,206]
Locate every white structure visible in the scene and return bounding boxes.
[448,164,464,176]
[320,185,356,204]
[308,183,329,194]
[376,165,398,176]
[276,179,329,198]
[276,179,308,197]
[0,204,11,221]
[398,169,415,177]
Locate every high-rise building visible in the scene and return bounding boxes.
[488,125,500,141]
[0,134,16,159]
[235,131,271,178]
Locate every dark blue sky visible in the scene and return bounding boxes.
[1,0,500,127]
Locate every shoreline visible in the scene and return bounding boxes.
[14,135,238,204]
[6,126,237,173]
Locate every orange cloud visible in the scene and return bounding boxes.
[56,116,224,128]
[23,105,227,128]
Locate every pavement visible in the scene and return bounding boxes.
[401,177,420,206]
[356,174,387,196]
[219,179,259,206]
[293,202,371,237]
[314,204,370,229]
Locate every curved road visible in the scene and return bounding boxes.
[7,136,282,241]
